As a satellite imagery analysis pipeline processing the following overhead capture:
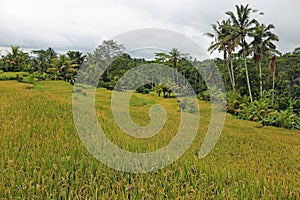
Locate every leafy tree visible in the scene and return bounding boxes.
[82,40,125,86]
[154,49,186,93]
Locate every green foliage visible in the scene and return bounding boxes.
[20,74,38,85]
[0,20,299,131]
[129,94,155,106]
[178,98,198,113]
[199,90,211,101]
[274,110,298,129]
[0,71,29,80]
[226,91,300,129]
[154,84,163,97]
[226,92,249,115]
[0,46,32,72]
[153,83,177,98]
[33,72,49,81]
[136,86,150,94]
[238,98,273,122]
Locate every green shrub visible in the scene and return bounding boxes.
[21,74,38,85]
[34,72,49,81]
[200,90,210,101]
[0,72,29,80]
[178,98,198,113]
[226,91,300,130]
[136,86,150,94]
[226,92,249,115]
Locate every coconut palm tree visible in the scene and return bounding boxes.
[169,48,181,88]
[5,46,29,72]
[32,48,57,73]
[48,54,78,83]
[248,22,280,97]
[205,19,238,92]
[293,47,300,54]
[226,4,263,102]
[67,51,86,67]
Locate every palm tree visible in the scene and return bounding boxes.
[67,51,86,66]
[32,48,57,73]
[154,49,183,94]
[205,19,238,92]
[48,54,78,83]
[169,48,181,88]
[5,46,29,72]
[293,47,300,54]
[226,4,263,102]
[249,22,280,97]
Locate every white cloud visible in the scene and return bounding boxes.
[0,0,299,56]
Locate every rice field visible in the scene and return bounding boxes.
[0,80,299,199]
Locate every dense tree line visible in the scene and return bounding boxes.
[205,4,299,129]
[0,4,299,129]
[0,46,86,84]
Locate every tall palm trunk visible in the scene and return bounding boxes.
[224,57,233,91]
[259,60,263,97]
[176,68,178,85]
[173,56,179,94]
[229,53,236,92]
[272,64,276,105]
[243,50,253,102]
[223,49,233,91]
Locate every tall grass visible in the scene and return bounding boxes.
[0,80,299,199]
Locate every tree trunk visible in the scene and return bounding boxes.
[151,74,154,90]
[159,71,162,83]
[272,65,275,105]
[224,56,233,91]
[229,54,236,93]
[176,67,179,93]
[244,54,253,102]
[259,60,263,97]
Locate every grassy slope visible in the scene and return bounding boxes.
[0,81,299,199]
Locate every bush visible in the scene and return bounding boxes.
[34,72,49,81]
[199,90,211,101]
[136,86,150,94]
[226,91,300,130]
[263,109,299,129]
[0,72,29,80]
[20,74,38,85]
[226,92,249,115]
[178,98,198,114]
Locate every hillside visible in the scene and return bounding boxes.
[0,81,299,199]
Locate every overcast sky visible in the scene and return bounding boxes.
[0,0,299,57]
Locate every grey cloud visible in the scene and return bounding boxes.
[0,0,299,55]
